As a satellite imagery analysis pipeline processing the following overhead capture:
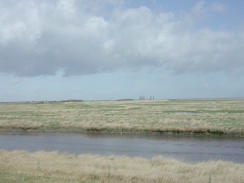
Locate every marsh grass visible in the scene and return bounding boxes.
[0,150,243,183]
[0,171,88,183]
[0,99,244,136]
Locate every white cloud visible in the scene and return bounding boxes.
[0,0,243,77]
[211,2,226,12]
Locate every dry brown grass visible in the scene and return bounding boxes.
[0,150,244,183]
[1,100,243,182]
[0,99,244,136]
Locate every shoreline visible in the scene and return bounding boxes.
[1,127,243,138]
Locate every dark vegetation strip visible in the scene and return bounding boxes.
[1,126,243,137]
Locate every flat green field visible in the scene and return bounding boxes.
[0,99,244,136]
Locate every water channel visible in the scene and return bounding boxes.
[0,131,243,163]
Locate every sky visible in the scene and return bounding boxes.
[1,0,244,102]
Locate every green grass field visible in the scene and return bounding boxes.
[0,99,244,136]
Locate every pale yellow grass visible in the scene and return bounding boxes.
[0,150,243,183]
[0,99,244,136]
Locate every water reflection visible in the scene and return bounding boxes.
[0,131,243,163]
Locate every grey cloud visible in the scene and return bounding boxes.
[0,0,244,77]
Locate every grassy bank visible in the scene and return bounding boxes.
[0,99,244,136]
[1,150,244,183]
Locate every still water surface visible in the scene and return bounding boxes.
[0,132,243,163]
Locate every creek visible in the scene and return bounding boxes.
[0,131,243,163]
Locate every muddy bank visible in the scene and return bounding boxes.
[0,127,243,137]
